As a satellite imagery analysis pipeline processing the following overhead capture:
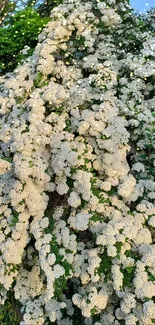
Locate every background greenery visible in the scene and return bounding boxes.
[0,0,63,74]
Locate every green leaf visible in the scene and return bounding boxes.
[64,119,72,132]
[100,135,110,140]
[66,176,74,187]
[125,250,139,261]
[21,126,29,133]
[99,197,110,204]
[44,213,55,234]
[122,266,136,288]
[65,249,72,253]
[10,211,19,227]
[125,266,135,274]
[107,186,117,195]
[144,297,152,301]
[148,273,155,282]
[90,213,103,222]
[54,276,68,299]
[34,72,44,87]
[115,242,123,254]
[91,308,98,315]
[91,187,101,197]
[18,199,25,206]
[61,259,72,276]
[1,157,12,163]
[97,250,112,282]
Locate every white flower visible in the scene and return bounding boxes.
[0,159,12,175]
[111,265,123,291]
[118,175,136,200]
[125,314,138,325]
[91,291,108,310]
[134,228,152,245]
[72,294,81,306]
[107,245,117,257]
[143,300,155,318]
[47,253,56,266]
[148,215,155,228]
[78,121,90,134]
[56,183,69,195]
[53,264,65,278]
[80,273,90,285]
[40,217,49,229]
[132,162,145,172]
[68,191,81,208]
[75,212,91,231]
[120,293,136,314]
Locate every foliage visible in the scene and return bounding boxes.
[0,7,50,74]
[37,0,63,16]
[0,0,16,27]
[0,291,22,325]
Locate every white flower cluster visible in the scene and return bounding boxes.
[0,0,155,324]
[72,285,109,317]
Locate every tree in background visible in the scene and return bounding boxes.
[0,0,65,75]
[0,6,50,74]
[0,0,32,27]
[0,0,15,26]
[0,0,63,27]
[37,0,63,16]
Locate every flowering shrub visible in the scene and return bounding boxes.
[0,0,155,324]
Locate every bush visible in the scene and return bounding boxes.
[0,0,155,324]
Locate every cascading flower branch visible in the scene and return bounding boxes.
[0,0,155,324]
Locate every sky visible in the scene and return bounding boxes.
[130,0,155,13]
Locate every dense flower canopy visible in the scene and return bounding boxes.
[0,0,155,324]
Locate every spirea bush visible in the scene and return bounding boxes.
[0,0,155,324]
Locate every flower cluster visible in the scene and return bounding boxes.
[0,0,155,324]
